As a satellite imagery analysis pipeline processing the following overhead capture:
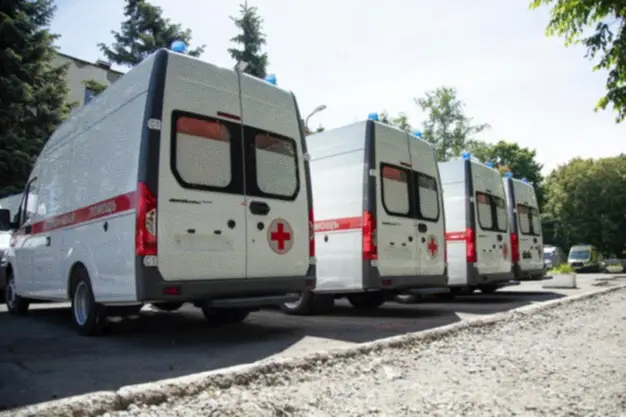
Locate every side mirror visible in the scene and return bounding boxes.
[0,208,12,231]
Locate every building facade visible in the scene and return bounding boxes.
[52,53,124,108]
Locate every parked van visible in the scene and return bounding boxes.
[503,174,544,279]
[439,154,516,296]
[0,48,316,336]
[279,116,448,315]
[543,245,566,270]
[567,244,603,272]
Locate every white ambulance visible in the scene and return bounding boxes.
[279,115,448,315]
[0,48,316,336]
[439,154,517,296]
[502,173,545,279]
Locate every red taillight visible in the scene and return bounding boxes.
[308,208,315,258]
[511,233,520,263]
[136,182,157,256]
[362,210,378,260]
[465,227,477,263]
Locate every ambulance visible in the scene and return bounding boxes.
[0,47,316,336]
[439,154,517,296]
[279,115,448,315]
[502,173,544,279]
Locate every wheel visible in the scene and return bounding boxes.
[480,285,499,294]
[70,267,107,336]
[347,292,385,310]
[201,307,249,325]
[280,291,335,315]
[150,302,183,312]
[5,271,29,314]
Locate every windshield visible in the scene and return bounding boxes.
[569,249,591,260]
[544,252,553,260]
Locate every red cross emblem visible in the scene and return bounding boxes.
[502,243,508,260]
[427,235,438,258]
[268,218,294,254]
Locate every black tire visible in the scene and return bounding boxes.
[279,291,335,315]
[150,302,183,312]
[70,267,107,336]
[5,271,29,314]
[201,307,249,325]
[347,292,385,310]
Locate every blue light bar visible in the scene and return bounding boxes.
[486,161,494,168]
[504,171,513,178]
[521,177,529,183]
[462,152,471,160]
[412,130,423,138]
[368,112,379,121]
[170,40,187,53]
[264,74,277,85]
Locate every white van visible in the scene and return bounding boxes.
[439,154,517,296]
[0,48,316,336]
[279,116,448,315]
[502,174,544,279]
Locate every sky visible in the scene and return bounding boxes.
[50,0,625,175]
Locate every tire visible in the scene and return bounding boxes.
[5,271,29,315]
[347,292,385,310]
[70,267,107,336]
[150,302,183,312]
[280,291,334,315]
[201,307,249,325]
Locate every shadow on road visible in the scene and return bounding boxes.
[0,288,566,411]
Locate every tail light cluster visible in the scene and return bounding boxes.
[362,210,378,261]
[136,182,157,256]
[465,227,477,263]
[511,232,520,263]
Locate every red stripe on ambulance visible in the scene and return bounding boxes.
[314,216,362,232]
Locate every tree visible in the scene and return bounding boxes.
[466,140,546,209]
[82,79,108,102]
[379,111,412,131]
[304,124,324,135]
[543,155,626,256]
[530,0,626,123]
[228,2,268,78]
[0,0,71,198]
[98,0,205,68]
[416,86,490,161]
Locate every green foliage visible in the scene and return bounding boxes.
[228,2,268,79]
[0,0,71,198]
[466,140,545,209]
[304,125,324,135]
[379,111,411,131]
[83,79,107,96]
[99,0,205,68]
[543,155,626,256]
[530,0,626,122]
[548,263,575,275]
[416,86,490,161]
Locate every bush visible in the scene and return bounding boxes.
[548,263,575,275]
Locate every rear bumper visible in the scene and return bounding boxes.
[363,263,449,292]
[456,265,515,288]
[513,264,545,279]
[135,261,316,307]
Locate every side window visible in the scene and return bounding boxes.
[493,196,508,232]
[415,173,439,221]
[172,114,232,189]
[475,192,493,229]
[253,132,298,198]
[21,178,39,225]
[381,164,410,216]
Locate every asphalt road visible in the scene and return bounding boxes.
[0,274,623,411]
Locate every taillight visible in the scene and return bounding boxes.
[465,227,477,263]
[362,210,378,260]
[308,208,315,258]
[511,233,520,263]
[136,182,157,256]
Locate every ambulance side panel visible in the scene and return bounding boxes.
[439,160,469,286]
[307,122,367,292]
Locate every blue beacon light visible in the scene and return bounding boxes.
[462,152,471,160]
[368,112,379,121]
[486,161,494,168]
[264,74,277,85]
[412,130,423,138]
[504,171,513,178]
[521,177,529,183]
[170,40,187,53]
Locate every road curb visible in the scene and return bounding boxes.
[5,284,626,417]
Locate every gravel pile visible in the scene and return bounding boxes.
[104,289,626,417]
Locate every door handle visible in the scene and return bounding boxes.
[249,201,270,216]
[417,223,428,233]
[45,236,51,247]
[496,234,503,242]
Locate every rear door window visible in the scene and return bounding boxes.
[415,173,439,221]
[476,192,494,229]
[252,131,298,199]
[172,114,233,189]
[517,204,541,236]
[381,164,410,216]
[493,195,508,232]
